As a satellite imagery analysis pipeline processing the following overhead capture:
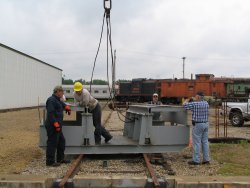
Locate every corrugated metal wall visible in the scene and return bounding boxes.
[0,44,62,110]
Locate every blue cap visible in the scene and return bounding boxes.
[196,91,204,96]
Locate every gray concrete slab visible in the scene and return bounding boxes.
[175,176,250,188]
[0,174,52,188]
[0,175,250,188]
[73,175,147,188]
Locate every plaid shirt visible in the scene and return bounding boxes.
[184,100,209,122]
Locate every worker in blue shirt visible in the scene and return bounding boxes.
[183,91,210,165]
[45,86,71,167]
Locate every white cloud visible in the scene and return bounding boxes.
[1,0,250,81]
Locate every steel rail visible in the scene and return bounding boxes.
[143,153,160,188]
[59,154,84,188]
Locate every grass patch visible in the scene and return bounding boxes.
[210,143,250,176]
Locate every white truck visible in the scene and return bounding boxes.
[223,98,250,127]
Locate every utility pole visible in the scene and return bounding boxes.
[182,57,186,79]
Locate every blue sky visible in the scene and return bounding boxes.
[1,0,250,81]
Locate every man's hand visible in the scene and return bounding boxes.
[65,105,71,115]
[53,122,61,132]
[183,98,189,105]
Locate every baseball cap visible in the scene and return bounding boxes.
[196,91,204,96]
[153,93,158,97]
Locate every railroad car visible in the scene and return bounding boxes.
[116,74,230,104]
[115,74,250,104]
[62,85,115,100]
[115,78,160,102]
[226,79,250,98]
[160,74,229,104]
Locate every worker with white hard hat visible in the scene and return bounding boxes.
[148,93,162,120]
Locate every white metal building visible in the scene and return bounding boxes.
[0,43,62,110]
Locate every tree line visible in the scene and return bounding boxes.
[62,78,132,85]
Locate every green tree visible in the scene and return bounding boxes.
[91,79,108,85]
[62,77,74,85]
[117,79,131,83]
[74,79,86,84]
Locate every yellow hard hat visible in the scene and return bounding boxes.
[73,82,83,91]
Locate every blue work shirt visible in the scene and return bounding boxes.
[183,100,209,123]
[46,94,66,127]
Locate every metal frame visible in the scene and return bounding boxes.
[39,105,190,154]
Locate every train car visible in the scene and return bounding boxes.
[160,74,229,104]
[63,84,115,100]
[226,79,250,98]
[116,74,232,104]
[115,74,250,104]
[161,74,229,104]
[116,79,160,102]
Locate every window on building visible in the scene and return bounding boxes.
[103,90,107,93]
[94,90,99,93]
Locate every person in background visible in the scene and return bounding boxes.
[45,86,71,167]
[73,82,112,144]
[183,91,210,165]
[148,93,162,105]
[148,93,162,120]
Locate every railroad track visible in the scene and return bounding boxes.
[54,109,175,188]
[55,153,174,188]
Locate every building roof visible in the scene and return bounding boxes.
[0,42,62,71]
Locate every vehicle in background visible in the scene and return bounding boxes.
[222,97,250,127]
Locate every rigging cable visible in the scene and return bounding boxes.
[90,0,134,123]
[90,12,105,93]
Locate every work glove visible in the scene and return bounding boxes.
[65,105,71,115]
[53,122,61,132]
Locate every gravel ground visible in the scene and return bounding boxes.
[0,104,250,178]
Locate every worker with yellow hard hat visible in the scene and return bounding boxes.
[73,82,83,92]
[73,82,112,144]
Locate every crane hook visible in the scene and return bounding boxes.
[103,0,112,17]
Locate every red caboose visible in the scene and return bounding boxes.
[160,74,229,104]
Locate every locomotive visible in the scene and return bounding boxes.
[115,74,250,104]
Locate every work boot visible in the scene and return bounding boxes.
[201,161,210,165]
[95,135,102,145]
[95,141,101,145]
[46,162,61,167]
[59,159,71,164]
[95,138,101,145]
[105,135,113,143]
[187,161,200,165]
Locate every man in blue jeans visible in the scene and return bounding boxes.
[183,91,210,165]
